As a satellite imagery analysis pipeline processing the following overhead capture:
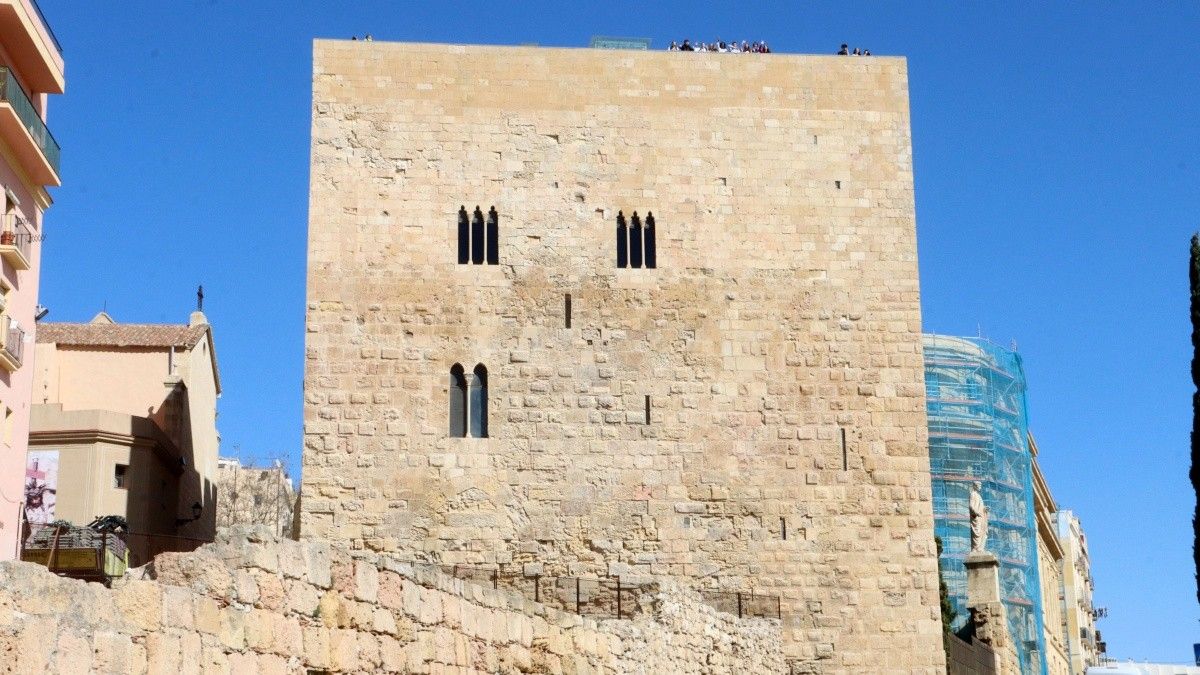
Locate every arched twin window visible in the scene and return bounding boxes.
[458,206,499,265]
[616,211,656,269]
[449,363,488,438]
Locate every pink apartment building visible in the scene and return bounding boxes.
[0,0,62,560]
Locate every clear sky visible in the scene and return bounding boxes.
[36,0,1199,662]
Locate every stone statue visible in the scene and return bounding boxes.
[969,481,988,553]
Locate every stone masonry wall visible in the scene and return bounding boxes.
[0,530,781,673]
[303,41,942,671]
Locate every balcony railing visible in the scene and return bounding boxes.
[0,314,24,369]
[0,213,33,270]
[0,66,59,174]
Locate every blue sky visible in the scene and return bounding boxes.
[36,0,1199,662]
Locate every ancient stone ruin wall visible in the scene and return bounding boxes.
[303,41,941,670]
[215,461,297,539]
[0,530,781,673]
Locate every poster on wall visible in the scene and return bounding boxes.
[23,450,58,525]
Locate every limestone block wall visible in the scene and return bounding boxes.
[0,530,781,674]
[303,41,941,670]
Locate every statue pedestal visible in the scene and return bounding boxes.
[965,551,1000,608]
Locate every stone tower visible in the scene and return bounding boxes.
[303,40,941,670]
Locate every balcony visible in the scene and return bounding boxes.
[0,0,64,94]
[0,65,60,186]
[0,213,32,270]
[0,314,24,371]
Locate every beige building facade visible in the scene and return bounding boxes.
[302,41,941,670]
[1057,509,1103,673]
[1031,436,1071,675]
[26,310,221,562]
[0,0,64,560]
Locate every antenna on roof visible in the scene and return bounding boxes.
[197,285,204,311]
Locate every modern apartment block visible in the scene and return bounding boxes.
[0,0,62,560]
[303,41,942,670]
[1057,509,1104,672]
[26,309,221,563]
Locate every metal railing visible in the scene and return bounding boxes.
[29,0,63,54]
[0,66,60,174]
[20,523,211,579]
[2,315,23,365]
[1,213,33,262]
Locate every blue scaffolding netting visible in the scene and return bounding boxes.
[924,335,1048,675]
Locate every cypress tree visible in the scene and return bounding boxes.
[936,535,956,631]
[1190,234,1200,604]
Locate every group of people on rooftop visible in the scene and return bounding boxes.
[837,44,871,55]
[668,39,771,53]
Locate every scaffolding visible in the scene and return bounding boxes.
[924,335,1047,675]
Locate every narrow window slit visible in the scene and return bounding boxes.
[469,364,488,438]
[485,206,499,265]
[629,212,643,268]
[616,211,628,268]
[449,364,467,437]
[457,206,469,264]
[565,294,572,329]
[470,206,485,264]
[781,517,788,540]
[644,395,651,425]
[644,212,656,269]
[841,428,848,471]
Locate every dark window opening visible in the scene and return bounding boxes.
[616,211,628,268]
[841,428,848,471]
[469,364,489,438]
[449,364,467,437]
[644,395,651,425]
[644,212,657,269]
[565,294,572,329]
[114,464,128,489]
[781,517,788,540]
[470,206,485,264]
[617,210,657,269]
[629,212,643,268]
[456,206,469,264]
[459,205,499,265]
[485,206,499,265]
[835,180,842,190]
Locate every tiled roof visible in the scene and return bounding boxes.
[36,323,210,348]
